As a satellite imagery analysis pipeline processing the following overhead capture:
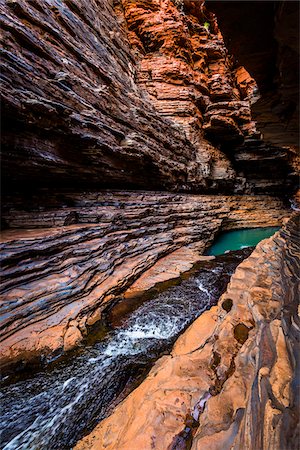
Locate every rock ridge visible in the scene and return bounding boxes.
[0,192,289,371]
[75,213,299,450]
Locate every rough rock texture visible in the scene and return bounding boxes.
[1,0,298,446]
[125,0,257,143]
[120,0,255,183]
[0,192,288,370]
[207,1,299,151]
[233,137,297,195]
[117,0,297,193]
[124,250,215,300]
[1,0,206,193]
[75,214,299,450]
[1,0,297,199]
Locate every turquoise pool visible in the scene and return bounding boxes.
[206,226,280,256]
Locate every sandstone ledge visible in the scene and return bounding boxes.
[0,192,289,371]
[75,214,299,450]
[124,247,215,300]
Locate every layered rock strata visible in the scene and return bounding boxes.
[207,1,299,151]
[118,0,253,191]
[1,0,297,198]
[123,0,257,145]
[0,192,288,371]
[0,0,204,193]
[75,214,299,450]
[115,0,297,193]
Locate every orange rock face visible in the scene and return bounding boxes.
[75,214,299,450]
[0,192,288,371]
[121,0,258,152]
[124,247,215,299]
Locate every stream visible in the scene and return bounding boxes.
[0,249,251,450]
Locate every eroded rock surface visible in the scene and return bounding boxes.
[1,0,205,193]
[75,214,299,450]
[1,1,299,447]
[1,0,297,198]
[208,0,299,152]
[124,249,215,299]
[0,192,288,370]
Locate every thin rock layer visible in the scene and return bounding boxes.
[0,192,288,370]
[75,214,299,450]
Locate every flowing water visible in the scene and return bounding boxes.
[206,226,280,256]
[0,249,251,450]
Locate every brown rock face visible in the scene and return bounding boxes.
[207,0,299,151]
[1,0,207,193]
[0,191,288,371]
[1,0,297,198]
[75,214,300,450]
[111,0,297,193]
[122,0,255,143]
[1,1,298,447]
[119,0,257,191]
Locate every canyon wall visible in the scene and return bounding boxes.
[1,0,298,391]
[207,0,300,184]
[1,0,203,193]
[207,1,299,149]
[0,192,289,371]
[1,0,298,445]
[1,0,297,198]
[75,213,300,450]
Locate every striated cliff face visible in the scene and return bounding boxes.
[0,192,289,371]
[207,1,299,150]
[118,0,255,189]
[75,214,300,450]
[1,0,297,198]
[1,1,299,447]
[0,0,298,374]
[1,0,205,193]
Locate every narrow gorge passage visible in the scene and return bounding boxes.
[1,0,298,448]
[1,250,251,450]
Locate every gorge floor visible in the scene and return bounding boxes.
[0,249,252,450]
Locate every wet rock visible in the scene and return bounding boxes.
[233,323,250,345]
[64,326,83,352]
[221,298,233,312]
[0,192,289,370]
[75,215,299,450]
[124,247,215,299]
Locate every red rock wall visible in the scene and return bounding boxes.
[1,0,208,193]
[117,0,260,187]
[0,192,289,371]
[2,0,295,200]
[121,0,257,144]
